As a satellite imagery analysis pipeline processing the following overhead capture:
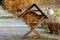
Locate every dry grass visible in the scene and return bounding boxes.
[5,35,57,40]
[47,22,60,34]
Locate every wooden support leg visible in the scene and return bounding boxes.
[33,30,40,36]
[24,29,40,36]
[24,17,45,37]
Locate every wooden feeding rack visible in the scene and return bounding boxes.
[18,4,48,37]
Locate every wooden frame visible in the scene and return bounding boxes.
[18,4,48,37]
